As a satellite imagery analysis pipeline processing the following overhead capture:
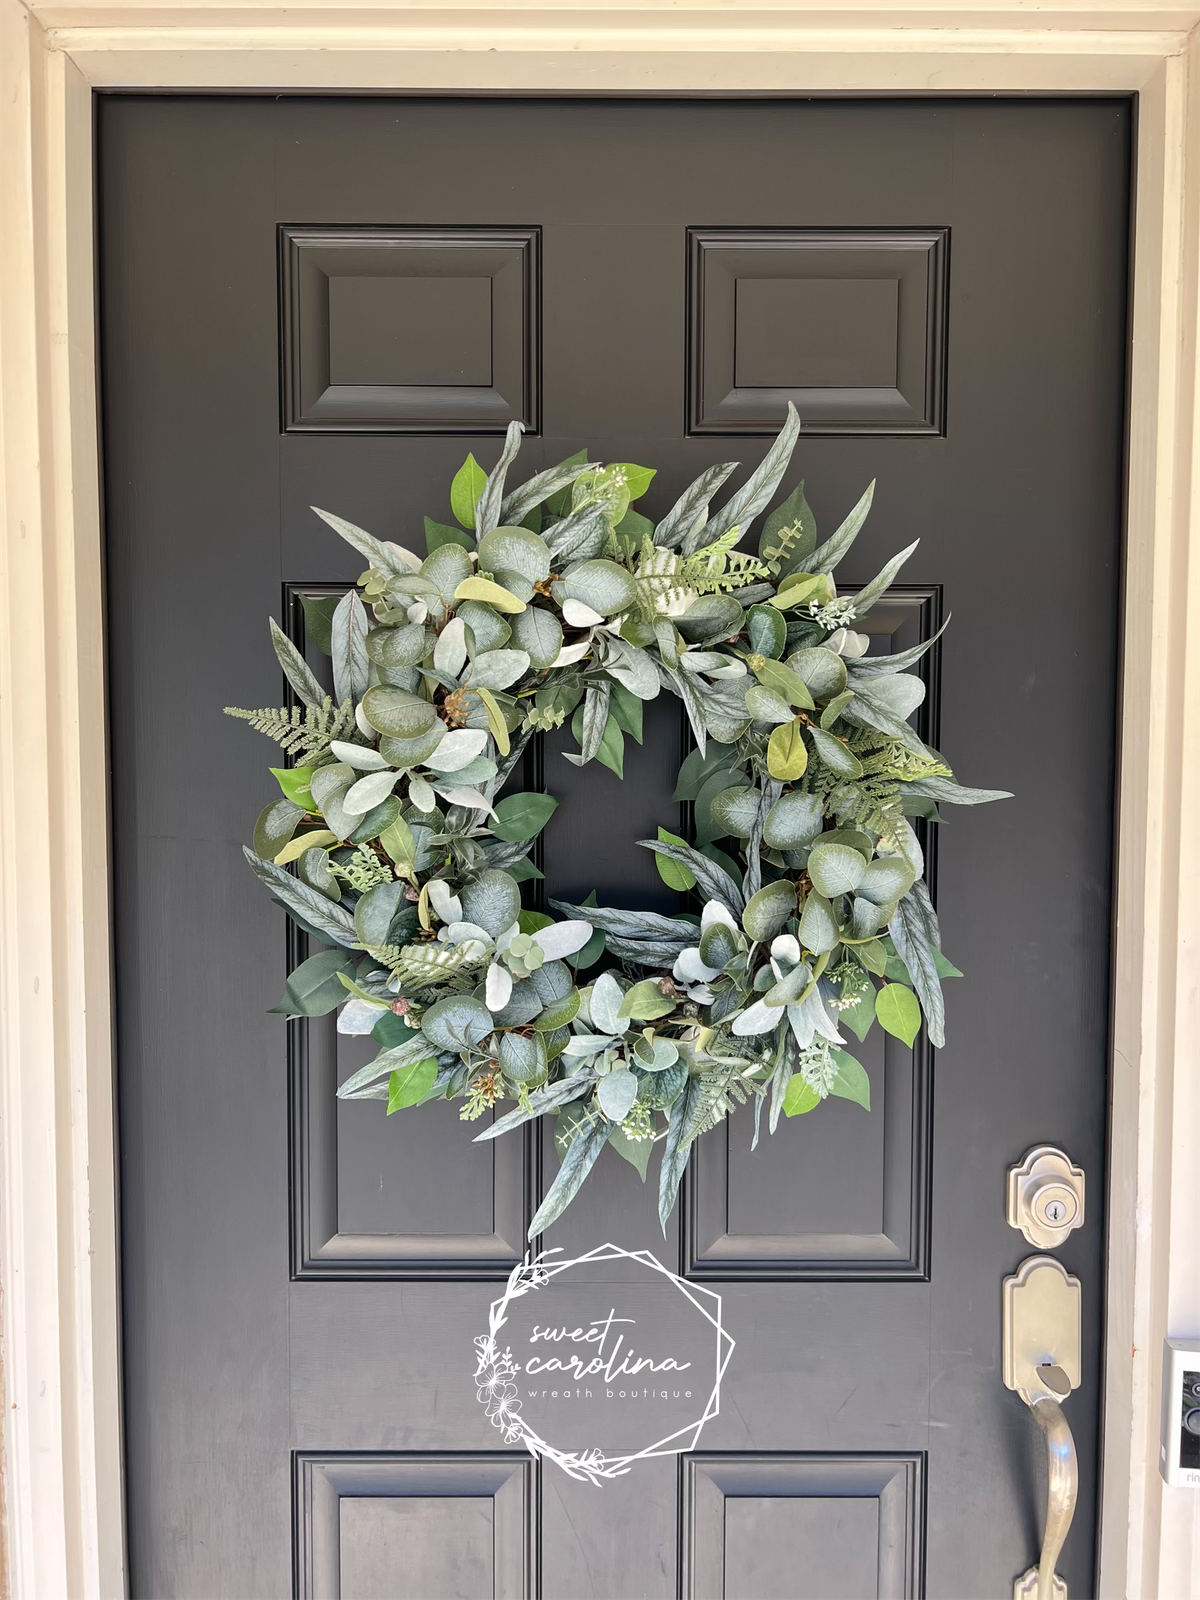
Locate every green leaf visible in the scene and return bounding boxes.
[754,659,816,711]
[491,791,560,842]
[387,1056,438,1113]
[857,938,888,976]
[875,982,921,1047]
[857,856,916,907]
[767,721,808,781]
[299,592,340,656]
[760,481,818,568]
[517,909,555,936]
[654,827,697,891]
[840,989,877,1043]
[783,1076,821,1117]
[450,453,487,531]
[271,764,315,810]
[613,463,656,500]
[379,815,417,868]
[453,575,526,614]
[610,1126,652,1180]
[672,741,740,803]
[371,1010,410,1049]
[608,681,644,744]
[765,572,827,613]
[273,828,337,866]
[618,979,677,1021]
[425,515,474,554]
[933,949,964,979]
[269,948,358,1017]
[829,1048,871,1110]
[741,879,796,943]
[570,703,624,778]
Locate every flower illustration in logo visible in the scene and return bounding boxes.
[473,1334,524,1438]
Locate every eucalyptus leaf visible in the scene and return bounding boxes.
[807,842,868,898]
[741,879,796,942]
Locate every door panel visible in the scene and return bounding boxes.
[101,96,1128,1598]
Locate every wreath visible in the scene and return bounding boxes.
[227,405,1009,1236]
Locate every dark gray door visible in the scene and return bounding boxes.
[101,96,1128,1599]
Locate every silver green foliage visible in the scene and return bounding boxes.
[226,407,1009,1236]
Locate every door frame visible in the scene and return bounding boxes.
[1,6,1197,1597]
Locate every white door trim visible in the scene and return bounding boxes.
[1,6,1196,1596]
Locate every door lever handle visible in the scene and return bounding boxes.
[1020,1390,1079,1599]
[1003,1257,1082,1599]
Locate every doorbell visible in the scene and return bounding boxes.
[1161,1337,1200,1486]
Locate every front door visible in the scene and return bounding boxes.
[101,96,1128,1598]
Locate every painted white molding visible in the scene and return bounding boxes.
[0,5,123,1597]
[0,4,1196,1597]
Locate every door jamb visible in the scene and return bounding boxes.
[1,7,1197,1597]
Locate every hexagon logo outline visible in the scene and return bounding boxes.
[472,1241,736,1484]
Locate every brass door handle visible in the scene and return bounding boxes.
[1003,1257,1082,1599]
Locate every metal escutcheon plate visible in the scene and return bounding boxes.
[1014,1565,1067,1599]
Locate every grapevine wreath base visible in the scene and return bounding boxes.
[227,405,1008,1236]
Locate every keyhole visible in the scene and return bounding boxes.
[1044,1199,1067,1224]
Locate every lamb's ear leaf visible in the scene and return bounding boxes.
[704,401,801,543]
[269,619,325,708]
[500,453,590,526]
[330,590,370,706]
[808,480,875,574]
[529,1119,611,1238]
[310,506,412,578]
[639,838,745,914]
[847,539,919,615]
[652,461,737,549]
[657,1074,714,1231]
[242,846,359,949]
[475,422,524,539]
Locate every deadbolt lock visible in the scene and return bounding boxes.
[1007,1146,1085,1249]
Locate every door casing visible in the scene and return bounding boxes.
[1,9,1198,1600]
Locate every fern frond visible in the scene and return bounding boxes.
[224,695,355,761]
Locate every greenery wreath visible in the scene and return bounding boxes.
[227,404,1010,1236]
